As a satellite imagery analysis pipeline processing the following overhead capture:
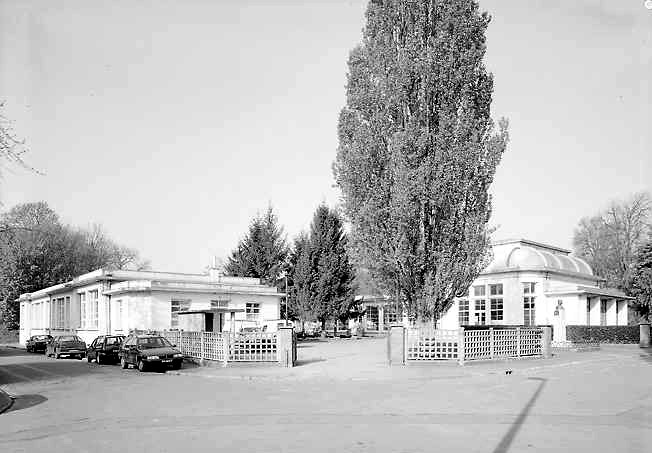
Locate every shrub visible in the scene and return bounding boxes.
[566,325,640,344]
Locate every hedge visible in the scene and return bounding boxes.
[566,325,640,344]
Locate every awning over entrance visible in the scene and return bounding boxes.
[178,308,245,315]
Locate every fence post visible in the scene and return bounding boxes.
[489,327,495,359]
[222,333,230,367]
[541,326,552,358]
[458,327,465,366]
[277,327,294,367]
[200,332,205,365]
[388,325,405,366]
[516,327,521,358]
[640,323,651,348]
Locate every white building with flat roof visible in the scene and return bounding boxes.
[17,268,283,345]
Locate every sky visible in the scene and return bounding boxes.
[0,0,650,274]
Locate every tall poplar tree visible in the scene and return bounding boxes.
[334,0,509,322]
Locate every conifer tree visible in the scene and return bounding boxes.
[308,204,356,329]
[225,205,289,285]
[334,0,509,322]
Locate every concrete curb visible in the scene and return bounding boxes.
[0,388,15,415]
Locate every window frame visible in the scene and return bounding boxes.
[490,298,503,321]
[245,302,261,321]
[458,299,469,325]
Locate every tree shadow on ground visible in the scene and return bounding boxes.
[492,377,547,453]
[4,394,48,414]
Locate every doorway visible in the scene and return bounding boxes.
[204,313,214,332]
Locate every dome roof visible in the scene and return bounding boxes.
[494,245,593,276]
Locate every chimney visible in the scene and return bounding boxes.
[208,256,223,281]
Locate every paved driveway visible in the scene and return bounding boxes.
[1,340,651,453]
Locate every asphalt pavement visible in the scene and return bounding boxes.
[1,340,651,453]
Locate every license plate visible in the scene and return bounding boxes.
[162,359,172,363]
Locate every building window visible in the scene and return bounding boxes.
[474,299,486,325]
[65,296,70,328]
[246,302,260,320]
[171,299,191,329]
[473,285,486,297]
[586,299,591,325]
[384,304,399,328]
[523,297,536,326]
[600,299,607,326]
[459,299,469,325]
[80,293,87,329]
[490,298,503,321]
[366,305,379,330]
[115,299,123,330]
[89,290,99,329]
[55,298,65,329]
[523,282,535,294]
[489,284,503,296]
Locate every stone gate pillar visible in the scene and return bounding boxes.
[640,323,651,348]
[277,327,295,367]
[387,325,406,366]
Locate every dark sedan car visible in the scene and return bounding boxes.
[119,334,183,372]
[87,335,125,364]
[46,335,87,359]
[26,335,53,353]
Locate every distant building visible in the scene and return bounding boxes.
[17,268,283,345]
[356,239,633,340]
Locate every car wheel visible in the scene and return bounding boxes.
[120,357,128,369]
[96,353,102,365]
[137,359,146,372]
[172,362,181,371]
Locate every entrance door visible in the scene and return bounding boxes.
[204,313,214,332]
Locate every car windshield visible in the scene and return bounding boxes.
[137,337,171,349]
[35,335,50,340]
[59,336,81,342]
[105,336,123,345]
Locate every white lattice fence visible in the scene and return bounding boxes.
[229,332,277,362]
[463,329,492,361]
[519,328,543,356]
[463,327,543,362]
[400,326,545,364]
[202,332,225,361]
[406,328,459,361]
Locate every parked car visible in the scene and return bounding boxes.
[119,334,183,372]
[26,334,53,353]
[87,335,125,364]
[45,335,87,359]
[324,323,352,338]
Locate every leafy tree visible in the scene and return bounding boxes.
[308,204,356,330]
[334,0,508,322]
[225,205,289,284]
[573,191,651,290]
[0,102,38,201]
[627,240,652,321]
[0,202,148,330]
